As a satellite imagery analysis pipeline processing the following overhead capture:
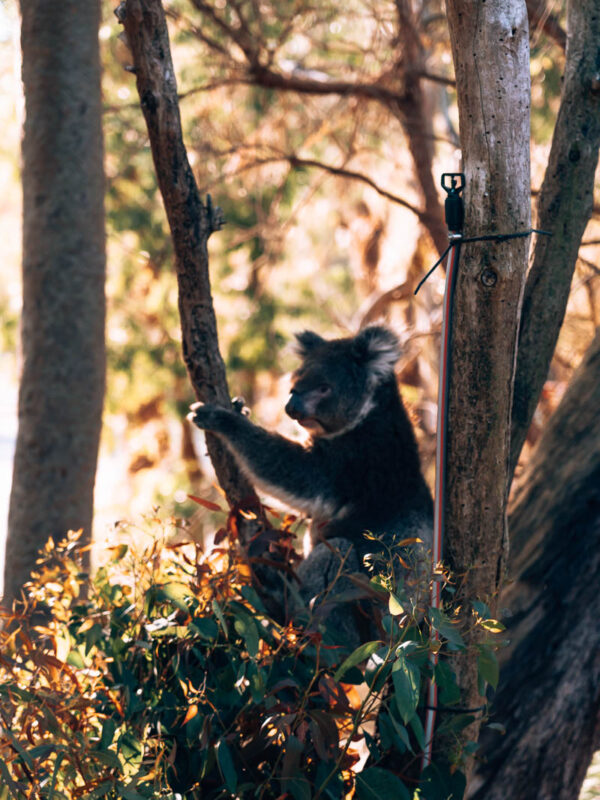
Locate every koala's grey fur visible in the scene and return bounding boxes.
[188,325,433,642]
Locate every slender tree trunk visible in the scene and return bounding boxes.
[117,0,261,518]
[510,0,600,472]
[470,326,600,800]
[4,1,106,605]
[443,0,531,770]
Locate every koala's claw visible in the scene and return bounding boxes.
[231,396,250,416]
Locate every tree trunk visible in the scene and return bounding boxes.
[443,0,531,767]
[470,326,600,800]
[511,0,600,472]
[118,0,260,518]
[4,1,106,605]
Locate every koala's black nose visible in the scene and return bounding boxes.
[285,392,303,420]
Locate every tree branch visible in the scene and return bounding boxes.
[116,0,261,514]
[510,0,600,473]
[391,0,448,255]
[526,0,567,51]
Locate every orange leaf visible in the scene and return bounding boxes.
[188,495,223,512]
[182,704,198,725]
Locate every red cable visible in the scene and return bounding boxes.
[422,236,461,770]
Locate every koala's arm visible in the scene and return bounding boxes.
[188,403,333,511]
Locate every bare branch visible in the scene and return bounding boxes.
[511,0,600,472]
[526,0,567,51]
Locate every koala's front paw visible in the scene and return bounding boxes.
[187,402,223,431]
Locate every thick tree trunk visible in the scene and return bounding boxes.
[470,326,600,800]
[443,0,531,767]
[511,0,600,472]
[118,0,260,515]
[4,1,106,605]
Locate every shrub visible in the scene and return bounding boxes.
[0,518,490,799]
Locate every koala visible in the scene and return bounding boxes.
[188,325,433,568]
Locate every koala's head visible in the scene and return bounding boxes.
[285,325,400,437]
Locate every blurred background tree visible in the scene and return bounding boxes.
[3,0,105,605]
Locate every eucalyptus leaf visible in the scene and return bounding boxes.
[392,653,420,724]
[333,640,382,681]
[355,767,411,800]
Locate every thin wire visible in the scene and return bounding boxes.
[414,228,552,295]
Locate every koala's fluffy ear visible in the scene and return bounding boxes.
[294,330,326,357]
[354,325,400,378]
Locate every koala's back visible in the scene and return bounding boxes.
[307,374,433,554]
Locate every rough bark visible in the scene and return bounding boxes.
[510,0,600,472]
[118,0,260,514]
[470,326,600,800]
[4,1,106,604]
[443,0,531,764]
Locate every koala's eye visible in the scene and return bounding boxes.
[316,384,331,397]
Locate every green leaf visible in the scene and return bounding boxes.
[477,645,499,690]
[479,619,505,633]
[389,714,413,754]
[333,640,382,682]
[355,767,411,800]
[212,599,229,638]
[118,784,148,800]
[240,585,267,614]
[388,593,405,616]
[233,614,259,657]
[409,712,426,752]
[429,607,465,649]
[67,649,86,669]
[48,750,66,800]
[216,739,238,793]
[434,659,461,706]
[100,718,117,751]
[420,763,466,800]
[191,616,219,641]
[80,781,114,800]
[287,777,312,800]
[392,653,420,724]
[118,732,143,765]
[27,744,55,760]
[156,582,191,613]
[109,544,129,562]
[471,599,491,619]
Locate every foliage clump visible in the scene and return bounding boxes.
[0,521,502,799]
